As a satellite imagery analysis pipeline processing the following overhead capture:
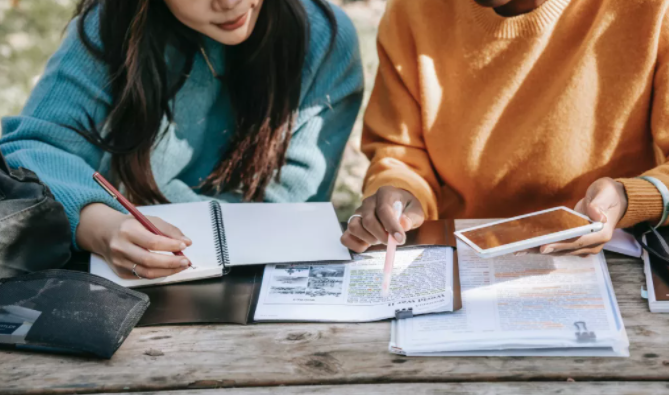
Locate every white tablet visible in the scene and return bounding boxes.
[454,207,604,258]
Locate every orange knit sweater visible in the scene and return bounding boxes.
[362,0,669,227]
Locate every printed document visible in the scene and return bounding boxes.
[254,246,454,322]
[390,220,629,357]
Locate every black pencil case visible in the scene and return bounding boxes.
[0,270,149,358]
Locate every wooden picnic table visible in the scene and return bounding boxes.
[2,253,669,395]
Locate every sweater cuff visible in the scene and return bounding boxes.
[363,171,439,220]
[616,177,664,228]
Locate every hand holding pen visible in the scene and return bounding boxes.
[341,186,425,254]
[89,172,195,280]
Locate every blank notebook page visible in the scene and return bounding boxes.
[221,202,351,266]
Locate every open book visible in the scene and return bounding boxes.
[253,221,462,322]
[90,201,351,288]
[389,219,630,357]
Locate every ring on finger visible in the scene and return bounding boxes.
[347,214,363,224]
[132,264,144,279]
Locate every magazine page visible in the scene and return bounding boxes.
[254,246,454,322]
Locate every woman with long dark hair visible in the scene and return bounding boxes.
[0,0,363,278]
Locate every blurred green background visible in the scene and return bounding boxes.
[0,0,387,220]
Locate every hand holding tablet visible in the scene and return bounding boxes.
[454,207,604,258]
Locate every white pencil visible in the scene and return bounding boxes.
[381,201,403,298]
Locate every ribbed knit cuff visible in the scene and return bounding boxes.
[616,177,664,228]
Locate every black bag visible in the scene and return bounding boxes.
[634,223,669,287]
[0,270,149,358]
[0,151,72,278]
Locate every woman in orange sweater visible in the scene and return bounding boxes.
[342,0,669,255]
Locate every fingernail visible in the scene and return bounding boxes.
[179,242,187,250]
[514,251,527,257]
[542,247,553,254]
[394,232,404,244]
[182,236,192,244]
[180,259,190,267]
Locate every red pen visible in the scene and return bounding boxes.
[92,172,193,267]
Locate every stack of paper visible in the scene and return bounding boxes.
[643,249,669,313]
[390,220,629,357]
[603,229,642,257]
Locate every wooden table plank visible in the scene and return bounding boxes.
[2,255,669,395]
[113,382,669,395]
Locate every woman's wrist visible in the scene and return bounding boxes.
[76,203,125,254]
[614,180,628,218]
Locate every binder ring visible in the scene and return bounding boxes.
[347,214,362,224]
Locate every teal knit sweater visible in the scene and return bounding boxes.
[0,1,364,247]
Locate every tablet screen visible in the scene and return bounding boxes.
[460,209,591,250]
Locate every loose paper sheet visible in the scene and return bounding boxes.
[603,229,642,258]
[254,246,454,322]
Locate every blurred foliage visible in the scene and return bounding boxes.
[0,0,386,220]
[0,0,76,116]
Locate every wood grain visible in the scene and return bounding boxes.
[2,254,669,395]
[115,382,669,395]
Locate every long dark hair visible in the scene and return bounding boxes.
[72,0,337,204]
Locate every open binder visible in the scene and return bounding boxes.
[135,220,462,326]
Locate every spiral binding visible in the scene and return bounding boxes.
[209,201,230,273]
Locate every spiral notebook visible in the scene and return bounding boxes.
[90,201,351,288]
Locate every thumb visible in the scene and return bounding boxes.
[574,198,586,215]
[400,200,425,232]
[585,202,608,224]
[582,179,618,224]
[584,194,609,224]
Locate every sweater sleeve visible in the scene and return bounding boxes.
[263,3,363,203]
[0,12,125,248]
[617,9,669,228]
[360,3,441,219]
[262,87,364,204]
